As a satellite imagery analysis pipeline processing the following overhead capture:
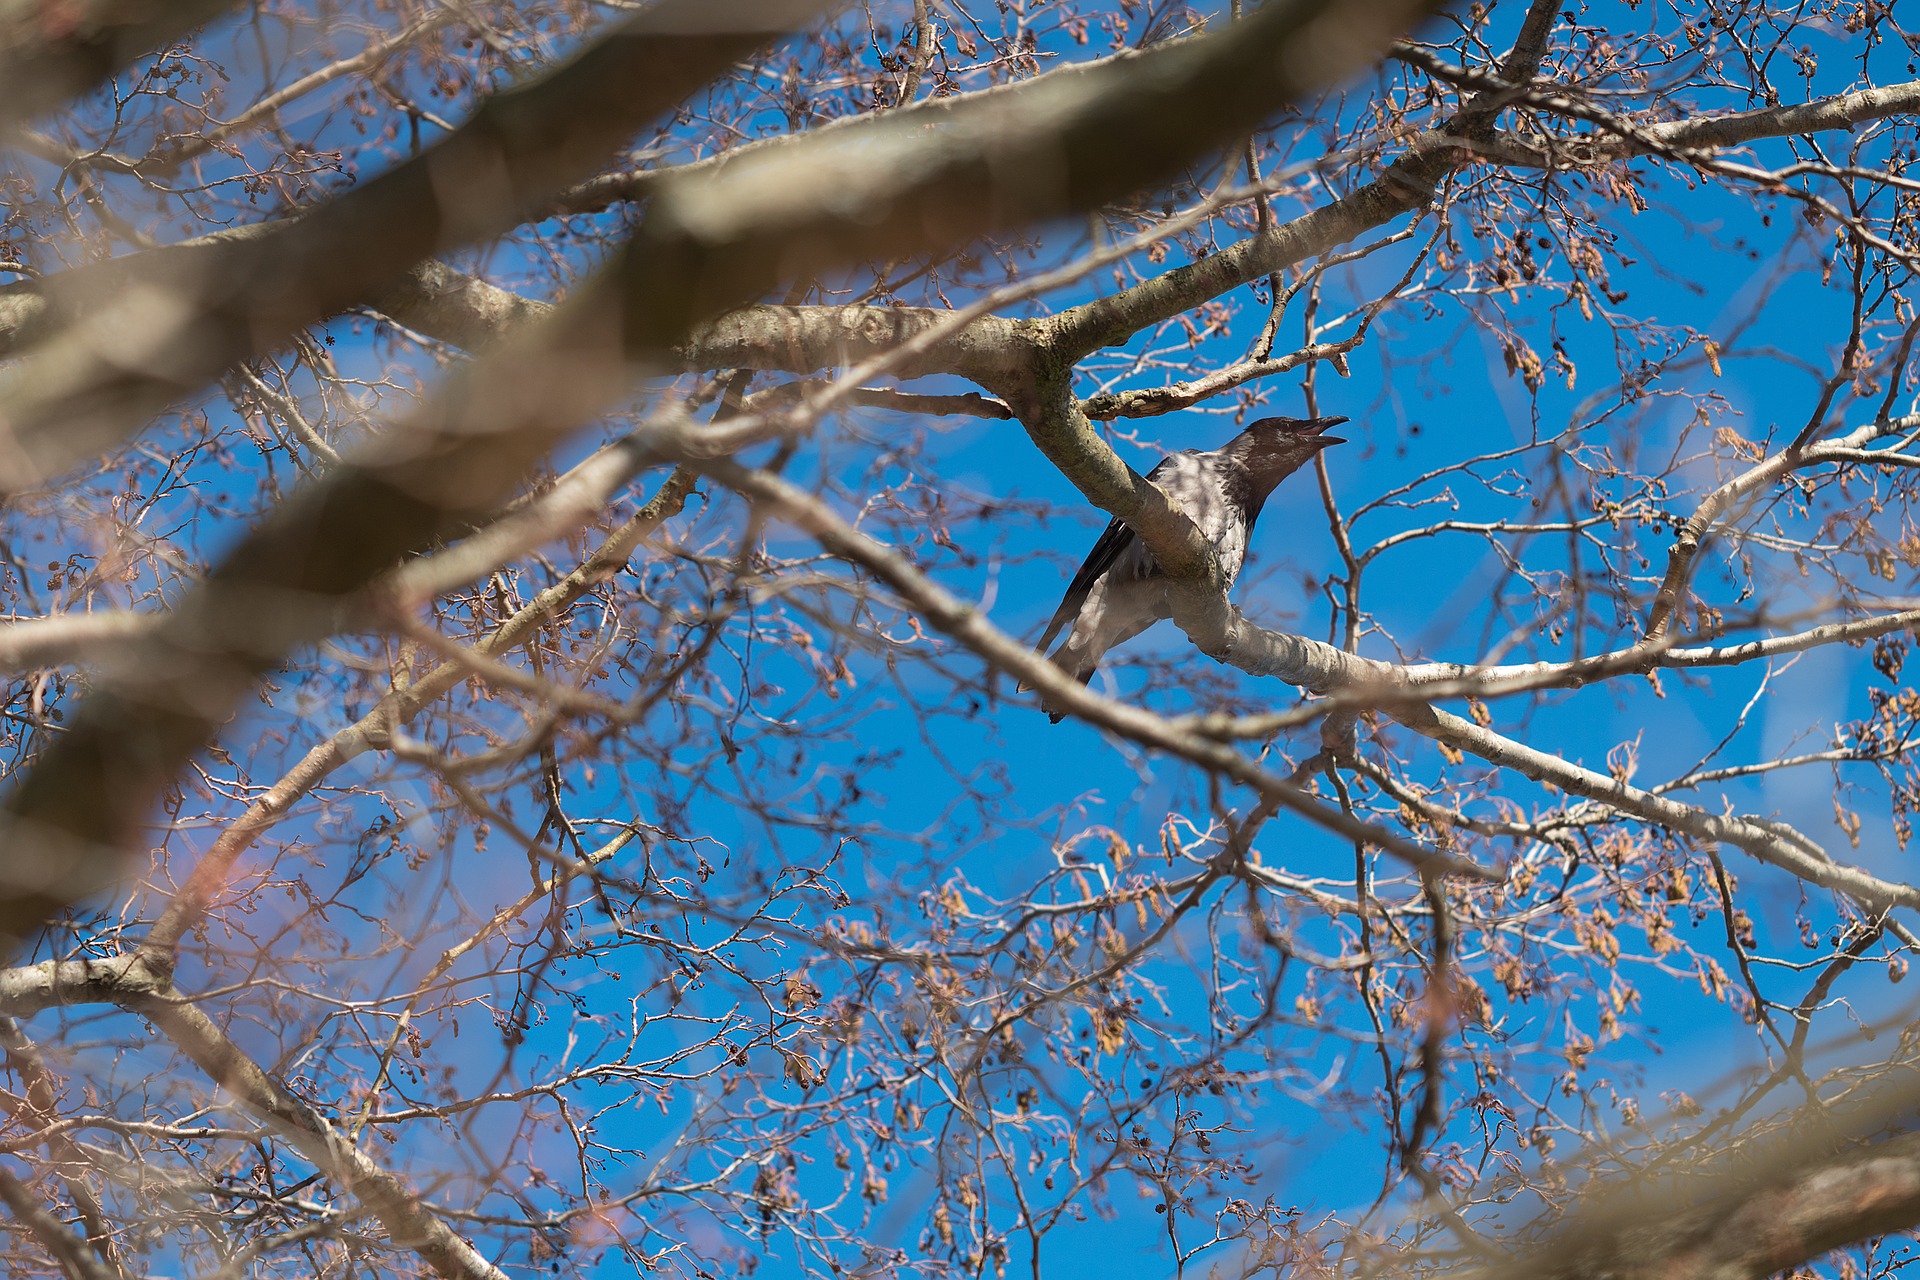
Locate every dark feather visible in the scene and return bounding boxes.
[1033,515,1136,657]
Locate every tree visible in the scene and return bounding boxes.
[4,0,1920,1276]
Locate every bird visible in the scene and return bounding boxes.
[1018,415,1347,721]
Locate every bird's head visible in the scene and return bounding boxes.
[1229,415,1348,490]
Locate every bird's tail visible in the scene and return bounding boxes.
[1017,643,1102,723]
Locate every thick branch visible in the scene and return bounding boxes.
[542,40,1156,218]
[1647,79,1920,151]
[680,304,1027,389]
[1465,1083,1920,1280]
[0,0,829,492]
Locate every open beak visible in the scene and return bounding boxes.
[1305,415,1348,447]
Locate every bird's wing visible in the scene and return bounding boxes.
[1034,453,1193,654]
[1034,515,1138,655]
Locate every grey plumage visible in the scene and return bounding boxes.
[1019,415,1347,721]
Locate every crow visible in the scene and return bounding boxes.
[1018,415,1347,721]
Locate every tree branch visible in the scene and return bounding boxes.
[699,453,1493,882]
[1464,1080,1920,1280]
[0,0,832,492]
[0,0,1440,959]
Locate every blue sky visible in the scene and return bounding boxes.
[12,2,1920,1277]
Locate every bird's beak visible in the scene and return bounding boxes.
[1306,415,1348,448]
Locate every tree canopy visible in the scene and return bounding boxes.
[6,1,1920,1278]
